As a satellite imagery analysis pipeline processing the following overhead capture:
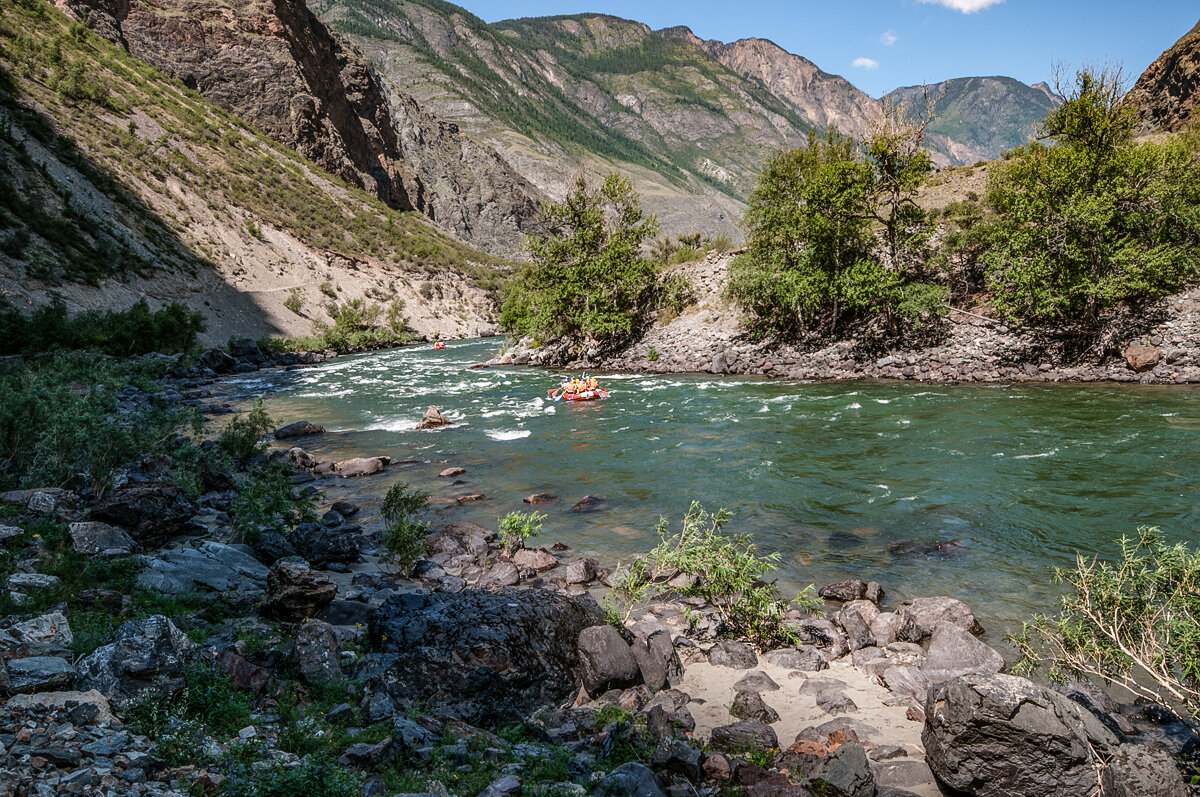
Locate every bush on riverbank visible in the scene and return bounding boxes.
[609,502,820,647]
[499,173,662,353]
[382,481,430,567]
[1012,526,1200,733]
[0,351,187,490]
[0,297,205,356]
[258,297,414,355]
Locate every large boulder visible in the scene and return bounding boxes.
[68,521,136,556]
[593,762,666,797]
[629,629,683,691]
[709,720,779,755]
[294,620,342,685]
[802,742,875,797]
[5,656,76,693]
[292,524,361,569]
[75,616,198,707]
[1124,343,1161,373]
[137,542,268,602]
[197,348,235,374]
[894,596,983,639]
[369,588,606,726]
[274,421,325,440]
[920,624,1004,684]
[261,561,337,622]
[89,483,197,546]
[577,625,639,696]
[416,406,452,430]
[923,673,1187,797]
[333,456,390,478]
[229,338,266,365]
[0,612,73,657]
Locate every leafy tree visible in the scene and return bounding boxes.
[1011,527,1200,734]
[499,173,660,351]
[728,122,944,336]
[981,66,1200,323]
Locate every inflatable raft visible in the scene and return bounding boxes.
[547,387,609,402]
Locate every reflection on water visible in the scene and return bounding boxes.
[218,337,1200,637]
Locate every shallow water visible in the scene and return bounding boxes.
[222,337,1200,637]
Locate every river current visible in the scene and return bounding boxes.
[222,337,1200,637]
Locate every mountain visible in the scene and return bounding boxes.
[1128,18,1200,134]
[65,0,542,258]
[0,0,508,343]
[883,77,1061,165]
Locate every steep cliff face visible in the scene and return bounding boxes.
[63,0,540,257]
[1129,19,1200,134]
[702,37,878,141]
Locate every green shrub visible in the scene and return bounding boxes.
[610,502,820,647]
[1012,526,1200,732]
[381,482,430,568]
[224,753,363,797]
[218,398,274,463]
[283,288,304,315]
[230,463,316,544]
[0,297,205,356]
[646,346,659,362]
[497,510,544,554]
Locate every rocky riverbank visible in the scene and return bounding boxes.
[495,252,1200,385]
[0,358,1194,796]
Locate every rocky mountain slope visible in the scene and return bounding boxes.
[65,0,542,258]
[0,0,508,344]
[883,77,1061,165]
[1129,18,1200,134]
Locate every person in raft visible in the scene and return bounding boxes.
[549,373,607,400]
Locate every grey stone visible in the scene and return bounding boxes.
[69,521,136,556]
[650,737,703,783]
[0,612,73,657]
[709,720,778,754]
[839,609,875,652]
[707,640,757,669]
[732,690,780,723]
[75,616,198,707]
[733,671,780,693]
[593,762,666,797]
[479,774,522,797]
[578,624,639,696]
[564,558,599,584]
[137,541,268,598]
[274,421,325,439]
[370,589,605,726]
[90,483,196,546]
[815,690,858,716]
[294,620,342,685]
[763,645,827,671]
[6,573,61,592]
[920,624,1004,683]
[895,596,983,639]
[629,629,683,691]
[6,656,76,693]
[802,743,874,797]
[478,561,520,588]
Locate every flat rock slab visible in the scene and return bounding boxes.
[7,656,76,693]
[334,456,390,477]
[69,521,136,556]
[138,541,268,597]
[439,467,466,478]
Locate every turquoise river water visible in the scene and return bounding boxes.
[222,337,1200,637]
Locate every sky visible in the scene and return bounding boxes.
[455,0,1198,98]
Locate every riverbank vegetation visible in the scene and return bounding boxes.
[499,173,691,353]
[727,66,1200,339]
[0,297,205,356]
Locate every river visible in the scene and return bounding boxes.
[220,337,1200,638]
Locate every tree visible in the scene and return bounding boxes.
[981,65,1200,323]
[499,173,660,351]
[1012,527,1200,734]
[729,114,945,337]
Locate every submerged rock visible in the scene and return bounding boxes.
[274,420,325,439]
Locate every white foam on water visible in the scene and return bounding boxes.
[544,406,557,414]
[759,405,770,413]
[362,418,419,433]
[486,429,531,441]
[848,402,862,409]
[897,419,911,425]
[875,399,891,404]
[1013,449,1059,460]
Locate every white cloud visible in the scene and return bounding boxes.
[852,57,880,70]
[880,31,898,46]
[917,0,1004,13]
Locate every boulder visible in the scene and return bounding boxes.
[274,421,325,439]
[330,501,360,518]
[841,600,880,627]
[197,348,235,374]
[6,573,61,593]
[438,467,466,478]
[1124,344,1161,373]
[570,495,605,512]
[578,625,639,696]
[261,561,337,622]
[333,456,390,478]
[839,610,875,652]
[478,561,520,588]
[819,580,868,602]
[734,671,780,693]
[763,646,828,671]
[650,737,703,783]
[228,338,266,365]
[593,762,666,797]
[6,656,76,693]
[287,447,319,470]
[416,406,452,429]
[68,522,136,556]
[0,524,21,543]
[894,596,983,639]
[512,548,558,573]
[524,493,557,505]
[920,624,1004,683]
[564,558,599,584]
[4,690,115,724]
[732,690,780,723]
[292,524,361,568]
[369,588,606,726]
[137,541,268,601]
[869,612,921,647]
[218,650,270,694]
[709,720,779,755]
[0,612,73,657]
[923,673,1187,797]
[708,640,757,669]
[90,483,196,546]
[629,629,683,691]
[75,616,198,707]
[802,742,875,797]
[294,620,342,685]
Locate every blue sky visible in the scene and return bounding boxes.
[456,0,1197,98]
